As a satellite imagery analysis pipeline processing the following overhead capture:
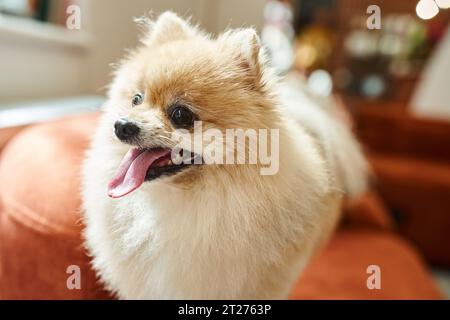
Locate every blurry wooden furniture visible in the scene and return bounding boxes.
[354,103,450,268]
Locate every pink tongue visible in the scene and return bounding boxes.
[108,148,170,198]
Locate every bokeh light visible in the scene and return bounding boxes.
[416,0,439,20]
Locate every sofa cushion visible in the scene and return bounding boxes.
[0,113,442,299]
[342,192,395,230]
[0,113,111,299]
[371,153,450,267]
[291,227,442,299]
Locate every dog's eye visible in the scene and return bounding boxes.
[169,104,196,129]
[132,93,144,107]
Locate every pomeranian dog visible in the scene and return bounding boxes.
[82,12,368,299]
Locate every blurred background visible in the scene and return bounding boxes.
[0,0,449,298]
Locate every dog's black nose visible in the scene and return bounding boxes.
[114,119,140,141]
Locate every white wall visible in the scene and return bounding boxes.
[83,0,265,95]
[410,24,450,120]
[0,14,91,103]
[206,0,265,33]
[0,0,265,104]
[82,0,206,94]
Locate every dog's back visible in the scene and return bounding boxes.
[280,76,369,198]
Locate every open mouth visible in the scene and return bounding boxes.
[108,147,196,198]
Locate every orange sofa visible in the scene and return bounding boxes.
[0,114,443,299]
[355,105,450,268]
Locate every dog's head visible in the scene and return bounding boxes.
[106,12,278,198]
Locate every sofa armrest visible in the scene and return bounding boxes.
[0,96,104,151]
[370,153,450,268]
[355,105,450,163]
[352,104,450,268]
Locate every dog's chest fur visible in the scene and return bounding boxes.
[82,120,338,299]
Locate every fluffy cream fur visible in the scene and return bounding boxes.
[82,12,368,299]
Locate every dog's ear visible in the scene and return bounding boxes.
[220,28,265,85]
[138,11,196,46]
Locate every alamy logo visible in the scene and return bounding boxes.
[66,265,81,290]
[366,265,381,290]
[66,5,81,30]
[366,5,381,30]
[171,121,280,176]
